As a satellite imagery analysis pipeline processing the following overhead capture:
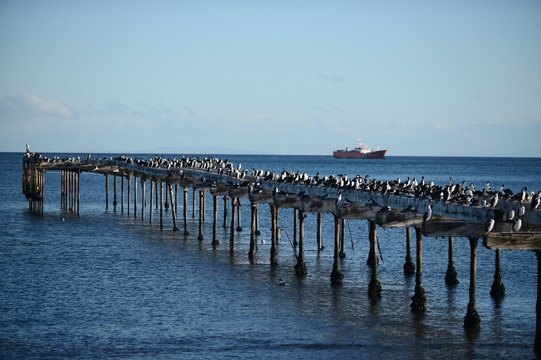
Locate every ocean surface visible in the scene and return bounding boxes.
[1,152,541,359]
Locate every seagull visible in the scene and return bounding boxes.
[518,206,526,217]
[513,218,522,232]
[506,209,515,221]
[485,219,495,233]
[423,204,432,223]
[490,193,499,208]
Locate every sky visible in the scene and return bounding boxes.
[1,0,540,156]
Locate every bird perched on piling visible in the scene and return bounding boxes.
[423,204,432,223]
[485,219,495,233]
[531,192,541,210]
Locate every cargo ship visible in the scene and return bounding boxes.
[333,142,387,159]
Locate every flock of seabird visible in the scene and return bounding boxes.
[25,151,541,233]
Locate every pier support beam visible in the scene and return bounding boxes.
[535,251,541,354]
[367,219,378,267]
[149,178,153,225]
[198,191,204,240]
[159,179,164,230]
[127,174,131,216]
[105,174,109,210]
[403,227,415,275]
[192,187,196,219]
[490,248,505,299]
[223,194,228,229]
[113,175,117,210]
[331,215,344,285]
[317,212,323,252]
[254,204,260,236]
[183,187,189,236]
[293,208,298,247]
[133,175,137,219]
[212,195,219,246]
[230,197,237,251]
[445,236,459,286]
[141,178,145,222]
[270,205,278,266]
[368,220,382,297]
[410,226,426,313]
[339,219,346,259]
[121,175,124,213]
[249,202,257,263]
[168,184,179,231]
[464,237,481,329]
[236,198,242,232]
[294,210,307,276]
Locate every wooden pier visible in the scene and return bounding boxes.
[22,150,541,351]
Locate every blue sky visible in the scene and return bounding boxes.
[1,1,540,156]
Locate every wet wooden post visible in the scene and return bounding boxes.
[229,197,237,251]
[445,236,459,286]
[293,208,298,247]
[368,219,382,297]
[254,204,260,236]
[339,218,346,259]
[294,210,307,276]
[105,174,109,210]
[249,201,256,262]
[174,184,178,215]
[535,251,541,354]
[403,227,415,275]
[121,175,124,213]
[68,171,72,212]
[141,177,146,222]
[159,179,164,230]
[317,212,323,252]
[133,175,138,219]
[76,171,80,214]
[236,198,242,232]
[464,237,481,329]
[490,248,505,299]
[270,205,278,266]
[192,187,196,219]
[127,174,131,216]
[197,190,204,240]
[149,178,153,225]
[330,215,344,285]
[410,226,426,312]
[212,195,219,246]
[275,207,281,244]
[223,194,228,229]
[183,187,189,236]
[155,180,158,210]
[201,190,205,222]
[367,219,377,267]
[113,175,117,210]
[168,183,179,231]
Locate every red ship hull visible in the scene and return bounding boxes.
[333,149,387,159]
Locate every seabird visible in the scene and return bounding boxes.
[506,209,515,221]
[531,192,541,210]
[485,219,495,233]
[518,206,526,217]
[513,218,522,232]
[490,193,499,208]
[423,204,432,223]
[278,278,287,286]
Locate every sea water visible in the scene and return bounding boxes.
[1,152,541,359]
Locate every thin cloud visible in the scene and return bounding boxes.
[0,93,72,121]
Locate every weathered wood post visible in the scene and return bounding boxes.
[76,171,80,214]
[294,210,307,276]
[464,237,481,329]
[410,226,426,312]
[270,205,278,266]
[149,178,153,225]
[201,190,205,222]
[212,195,219,246]
[127,173,131,216]
[121,175,124,213]
[105,174,109,210]
[229,197,237,251]
[168,183,179,231]
[317,212,323,252]
[445,236,459,286]
[133,174,138,219]
[535,251,541,354]
[403,227,415,275]
[293,208,298,247]
[236,198,242,232]
[249,201,256,263]
[254,204,260,236]
[183,187,189,236]
[223,194,228,229]
[339,218,346,259]
[367,219,377,267]
[192,187,196,218]
[113,175,117,210]
[330,215,344,285]
[174,184,178,215]
[368,219,382,297]
[197,190,204,240]
[490,249,505,299]
[141,177,146,222]
[159,179,164,230]
[155,180,158,210]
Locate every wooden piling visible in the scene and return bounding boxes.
[445,237,459,286]
[254,204,260,236]
[192,187,196,219]
[294,210,307,276]
[464,237,481,329]
[230,197,236,250]
[330,215,344,285]
[368,219,382,297]
[490,248,505,299]
[223,194,228,228]
[127,174,131,216]
[155,180,158,210]
[535,251,541,354]
[121,175,124,213]
[212,195,219,246]
[159,179,163,230]
[113,175,117,210]
[403,227,415,275]
[317,212,323,252]
[249,202,256,262]
[183,187,189,236]
[367,219,377,267]
[236,198,242,232]
[149,178,153,224]
[339,218,346,259]
[105,174,109,210]
[293,208,298,247]
[141,178,146,222]
[76,171,80,214]
[174,184,178,215]
[168,183,179,231]
[410,226,426,312]
[197,191,204,240]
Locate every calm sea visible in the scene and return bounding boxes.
[1,152,541,359]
